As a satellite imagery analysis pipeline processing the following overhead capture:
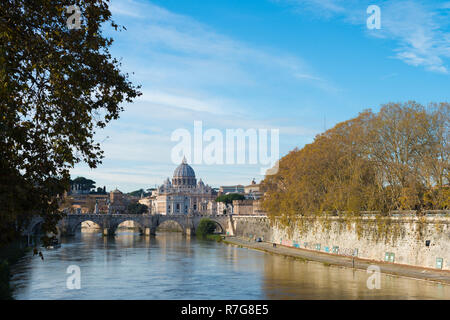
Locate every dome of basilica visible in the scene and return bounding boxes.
[173,157,196,178]
[172,157,196,187]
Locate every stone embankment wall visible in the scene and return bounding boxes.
[232,215,450,271]
[232,200,265,215]
[232,215,273,240]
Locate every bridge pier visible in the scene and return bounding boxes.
[185,227,195,236]
[225,215,235,236]
[144,227,156,236]
[59,227,74,237]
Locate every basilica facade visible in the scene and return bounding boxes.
[150,158,217,215]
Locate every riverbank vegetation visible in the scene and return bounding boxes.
[261,102,449,222]
[196,219,223,242]
[196,219,219,238]
[205,234,223,242]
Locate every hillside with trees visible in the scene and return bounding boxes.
[127,188,154,197]
[261,102,449,219]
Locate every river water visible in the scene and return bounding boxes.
[10,231,450,299]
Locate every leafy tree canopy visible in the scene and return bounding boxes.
[196,218,217,238]
[127,188,152,197]
[127,202,148,215]
[0,0,141,246]
[261,102,449,220]
[71,176,96,191]
[215,193,245,205]
[88,186,107,195]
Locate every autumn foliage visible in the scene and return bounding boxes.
[261,102,449,219]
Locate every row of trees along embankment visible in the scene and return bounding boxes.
[261,102,449,222]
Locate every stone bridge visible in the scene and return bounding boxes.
[24,213,236,237]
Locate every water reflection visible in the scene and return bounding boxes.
[261,255,449,299]
[9,232,450,300]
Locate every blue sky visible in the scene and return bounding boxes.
[71,0,450,192]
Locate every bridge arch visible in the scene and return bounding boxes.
[156,218,186,234]
[111,219,145,235]
[192,216,227,235]
[27,218,44,236]
[203,218,225,234]
[70,219,103,234]
[156,219,186,233]
[28,219,61,237]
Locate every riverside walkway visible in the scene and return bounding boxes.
[224,236,450,285]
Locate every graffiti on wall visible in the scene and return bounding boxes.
[281,240,359,257]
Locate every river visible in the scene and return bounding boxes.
[10,231,450,299]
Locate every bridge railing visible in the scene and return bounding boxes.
[64,212,255,219]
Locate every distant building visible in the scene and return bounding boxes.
[233,179,265,215]
[89,194,109,214]
[219,185,245,195]
[138,197,152,208]
[233,199,265,215]
[108,189,126,214]
[62,193,109,214]
[110,188,123,203]
[151,157,217,215]
[69,183,90,195]
[244,179,262,200]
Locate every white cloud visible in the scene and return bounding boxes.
[379,1,449,73]
[283,0,450,73]
[109,0,334,89]
[136,90,236,115]
[70,0,333,190]
[109,0,144,18]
